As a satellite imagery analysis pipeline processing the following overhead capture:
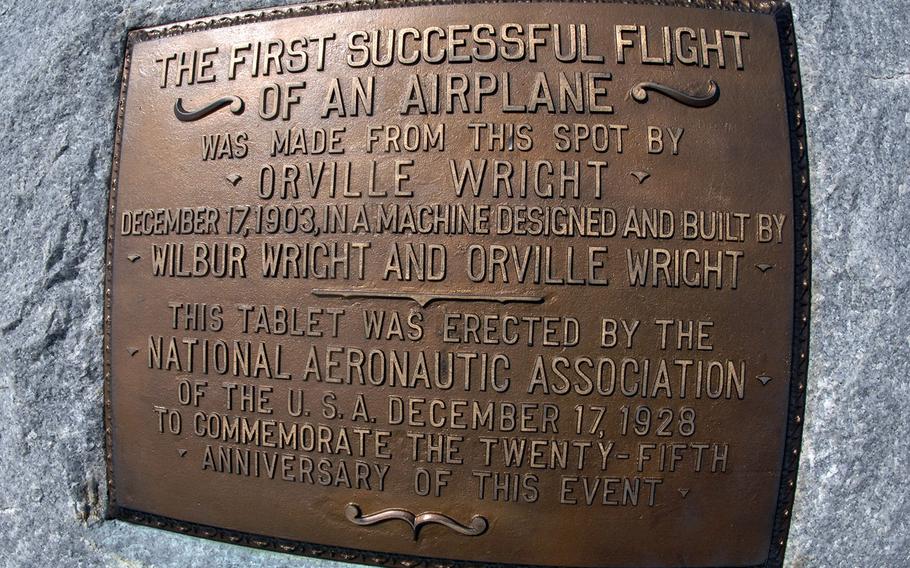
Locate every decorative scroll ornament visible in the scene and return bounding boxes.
[630,80,720,108]
[345,504,488,539]
[174,95,245,122]
[630,170,651,184]
[313,289,544,308]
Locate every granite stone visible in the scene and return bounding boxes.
[0,0,907,566]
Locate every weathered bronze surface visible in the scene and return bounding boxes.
[104,1,810,567]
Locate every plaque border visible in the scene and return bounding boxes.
[102,1,811,566]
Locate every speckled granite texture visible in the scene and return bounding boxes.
[0,1,907,566]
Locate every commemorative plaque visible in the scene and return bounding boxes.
[104,1,810,566]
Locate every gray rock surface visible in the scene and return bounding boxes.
[0,0,907,566]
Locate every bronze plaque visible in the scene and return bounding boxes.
[104,1,810,566]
